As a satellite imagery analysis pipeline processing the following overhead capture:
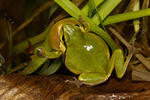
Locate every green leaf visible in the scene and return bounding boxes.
[88,0,96,18]
[38,57,62,75]
[48,3,59,19]
[103,8,150,25]
[81,0,104,16]
[91,0,121,25]
[36,59,51,74]
[20,55,48,75]
[90,0,106,31]
[5,19,13,73]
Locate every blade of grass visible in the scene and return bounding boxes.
[6,20,13,73]
[81,0,122,25]
[91,0,107,31]
[20,55,48,75]
[92,0,121,25]
[55,0,118,50]
[88,0,97,18]
[36,59,50,74]
[38,57,62,75]
[81,0,104,16]
[48,3,59,20]
[8,63,27,74]
[103,8,150,25]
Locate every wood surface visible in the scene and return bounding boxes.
[0,74,150,100]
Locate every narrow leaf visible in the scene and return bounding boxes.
[88,0,96,18]
[38,57,62,75]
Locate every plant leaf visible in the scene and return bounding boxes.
[38,57,62,75]
[88,0,96,18]
[36,59,50,73]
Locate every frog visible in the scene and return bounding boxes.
[38,18,128,85]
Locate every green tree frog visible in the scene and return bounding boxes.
[41,18,127,85]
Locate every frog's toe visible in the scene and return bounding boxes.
[78,73,109,86]
[65,77,83,88]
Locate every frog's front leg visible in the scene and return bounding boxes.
[78,73,108,85]
[35,47,62,59]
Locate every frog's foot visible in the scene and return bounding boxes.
[35,48,62,59]
[65,77,83,88]
[78,73,109,86]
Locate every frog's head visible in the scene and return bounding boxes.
[63,24,82,43]
[49,18,83,53]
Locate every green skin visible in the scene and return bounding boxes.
[47,18,127,85]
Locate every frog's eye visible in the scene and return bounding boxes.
[82,23,90,31]
[74,24,80,27]
[61,27,65,40]
[62,25,70,42]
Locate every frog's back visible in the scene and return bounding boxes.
[65,30,110,74]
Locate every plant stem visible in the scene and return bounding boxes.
[130,0,140,43]
[6,21,13,72]
[81,0,104,16]
[55,0,118,50]
[103,8,150,25]
[92,0,121,25]
[13,1,54,36]
[133,0,140,33]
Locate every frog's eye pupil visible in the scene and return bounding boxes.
[75,24,79,27]
[62,35,65,41]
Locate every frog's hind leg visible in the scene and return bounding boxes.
[78,73,109,85]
